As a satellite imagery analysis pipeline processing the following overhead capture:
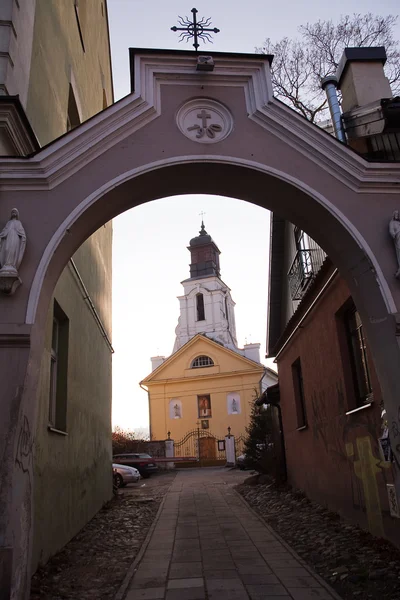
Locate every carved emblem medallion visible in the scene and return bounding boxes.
[176,99,233,144]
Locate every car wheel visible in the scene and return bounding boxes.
[141,472,150,479]
[115,473,124,488]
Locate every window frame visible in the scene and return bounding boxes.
[74,0,86,52]
[196,293,205,321]
[66,84,81,132]
[48,301,69,433]
[291,358,307,429]
[191,355,214,368]
[49,317,59,426]
[344,305,373,407]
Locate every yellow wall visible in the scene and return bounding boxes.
[143,336,265,442]
[27,0,113,146]
[27,1,114,573]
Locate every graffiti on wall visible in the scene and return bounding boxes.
[310,380,392,535]
[15,415,33,474]
[346,436,391,538]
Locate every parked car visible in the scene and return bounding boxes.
[113,463,141,487]
[112,453,158,478]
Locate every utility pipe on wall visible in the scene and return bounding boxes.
[321,76,346,143]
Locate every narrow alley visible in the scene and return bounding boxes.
[121,468,340,600]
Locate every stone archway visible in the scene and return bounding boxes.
[1,49,400,598]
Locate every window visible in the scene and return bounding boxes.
[345,307,372,406]
[191,355,214,368]
[74,0,86,52]
[225,297,229,324]
[288,228,315,301]
[66,84,81,132]
[292,358,307,429]
[49,301,69,432]
[196,293,205,321]
[102,88,108,110]
[294,228,312,276]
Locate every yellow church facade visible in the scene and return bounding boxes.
[141,222,278,452]
[141,334,266,443]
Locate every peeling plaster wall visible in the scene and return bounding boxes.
[31,244,112,570]
[277,276,400,547]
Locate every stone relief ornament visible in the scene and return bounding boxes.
[389,210,400,279]
[176,99,233,144]
[0,208,26,295]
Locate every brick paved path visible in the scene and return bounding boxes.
[123,468,342,600]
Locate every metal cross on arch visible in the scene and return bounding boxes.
[171,8,220,50]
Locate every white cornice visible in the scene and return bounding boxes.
[250,101,400,193]
[0,51,398,193]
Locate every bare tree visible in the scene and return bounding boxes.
[259,14,400,123]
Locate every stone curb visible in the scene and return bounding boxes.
[232,486,344,600]
[113,483,171,600]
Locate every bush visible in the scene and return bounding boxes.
[243,400,286,483]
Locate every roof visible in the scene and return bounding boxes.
[129,47,273,93]
[140,333,265,385]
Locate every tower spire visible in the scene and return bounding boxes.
[188,220,220,278]
[199,211,207,235]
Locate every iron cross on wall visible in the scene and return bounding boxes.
[187,109,222,139]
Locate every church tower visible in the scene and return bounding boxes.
[173,222,238,352]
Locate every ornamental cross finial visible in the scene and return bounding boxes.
[171,8,220,51]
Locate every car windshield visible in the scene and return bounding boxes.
[138,454,152,458]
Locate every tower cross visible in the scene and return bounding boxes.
[171,8,220,51]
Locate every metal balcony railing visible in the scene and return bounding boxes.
[288,248,325,301]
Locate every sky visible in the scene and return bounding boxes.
[107,0,400,433]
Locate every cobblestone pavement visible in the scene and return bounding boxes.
[122,468,342,600]
[30,472,176,600]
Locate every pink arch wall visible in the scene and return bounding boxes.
[1,49,400,598]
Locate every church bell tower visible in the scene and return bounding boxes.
[173,221,238,352]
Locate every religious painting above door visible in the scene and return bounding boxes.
[198,394,212,418]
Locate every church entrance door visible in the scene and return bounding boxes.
[199,436,216,461]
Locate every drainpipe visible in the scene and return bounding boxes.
[321,76,346,143]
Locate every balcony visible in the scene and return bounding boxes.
[288,249,322,301]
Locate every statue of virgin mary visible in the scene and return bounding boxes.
[0,208,26,276]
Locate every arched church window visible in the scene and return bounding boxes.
[191,355,214,368]
[196,293,205,321]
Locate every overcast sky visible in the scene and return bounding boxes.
[107,0,400,434]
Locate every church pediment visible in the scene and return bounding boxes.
[141,334,264,385]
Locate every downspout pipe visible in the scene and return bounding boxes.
[321,76,346,143]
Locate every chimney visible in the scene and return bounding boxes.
[336,47,393,154]
[151,356,165,371]
[336,47,392,113]
[243,343,261,364]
